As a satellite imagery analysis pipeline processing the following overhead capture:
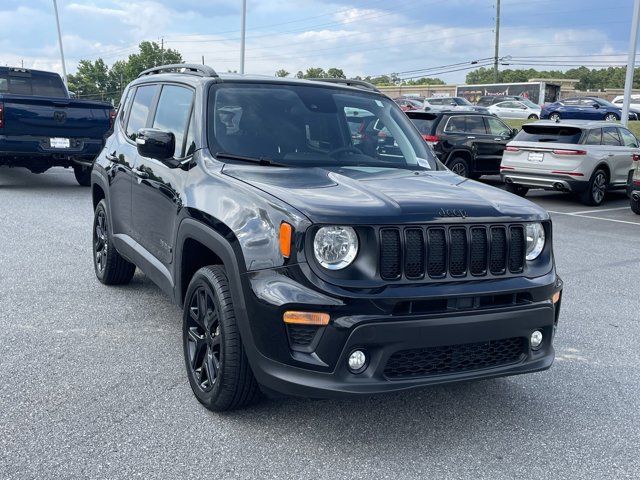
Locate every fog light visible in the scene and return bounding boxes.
[347,350,367,373]
[530,330,543,350]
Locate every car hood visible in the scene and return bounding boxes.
[222,165,548,224]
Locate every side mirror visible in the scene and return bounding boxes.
[593,103,600,109]
[511,128,519,136]
[136,128,176,165]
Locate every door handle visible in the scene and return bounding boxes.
[132,168,149,179]
[607,153,615,157]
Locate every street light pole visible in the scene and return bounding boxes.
[493,0,501,83]
[240,0,246,74]
[52,0,68,86]
[622,0,640,126]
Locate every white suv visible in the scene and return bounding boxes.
[501,120,640,206]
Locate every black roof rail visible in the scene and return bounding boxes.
[138,63,219,78]
[308,78,380,93]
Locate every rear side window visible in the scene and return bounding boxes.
[125,85,158,141]
[584,129,602,145]
[602,127,622,146]
[409,116,436,134]
[515,125,583,144]
[619,128,639,148]
[444,115,486,134]
[152,85,194,157]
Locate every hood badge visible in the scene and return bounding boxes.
[437,208,468,219]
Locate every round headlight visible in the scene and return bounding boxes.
[313,226,358,270]
[525,223,545,260]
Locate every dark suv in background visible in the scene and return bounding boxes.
[92,65,562,411]
[406,110,518,178]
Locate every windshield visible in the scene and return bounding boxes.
[596,98,617,108]
[207,83,437,170]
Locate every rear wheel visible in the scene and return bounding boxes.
[631,195,640,215]
[604,113,619,122]
[580,168,608,206]
[93,200,136,284]
[74,165,91,186]
[549,112,561,122]
[447,157,471,178]
[183,266,261,411]
[505,183,529,197]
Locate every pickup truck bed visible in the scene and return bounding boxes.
[0,67,114,185]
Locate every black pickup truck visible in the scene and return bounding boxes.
[91,65,563,411]
[0,67,114,185]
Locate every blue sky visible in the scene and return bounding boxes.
[0,0,636,83]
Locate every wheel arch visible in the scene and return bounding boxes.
[444,148,473,166]
[594,162,611,185]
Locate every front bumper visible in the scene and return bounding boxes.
[237,267,562,398]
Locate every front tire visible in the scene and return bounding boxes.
[74,165,91,186]
[93,200,136,284]
[580,169,608,206]
[549,112,561,122]
[604,113,619,122]
[183,266,261,411]
[631,195,640,214]
[505,183,529,197]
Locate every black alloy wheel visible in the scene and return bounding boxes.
[92,199,136,284]
[185,286,222,393]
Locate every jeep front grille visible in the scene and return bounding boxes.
[379,224,526,281]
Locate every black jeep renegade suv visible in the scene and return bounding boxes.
[91,64,563,411]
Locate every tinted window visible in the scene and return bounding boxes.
[118,88,133,127]
[584,129,602,145]
[444,116,466,132]
[0,72,66,97]
[208,83,436,170]
[466,116,487,133]
[409,116,436,134]
[152,85,194,157]
[515,125,583,144]
[602,126,622,146]
[126,85,157,141]
[619,128,639,148]
[485,117,511,136]
[476,97,492,106]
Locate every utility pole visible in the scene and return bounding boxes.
[160,37,164,66]
[52,0,67,86]
[202,55,205,65]
[493,0,501,83]
[240,0,246,74]
[622,0,640,126]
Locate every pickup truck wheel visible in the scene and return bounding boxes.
[505,183,529,197]
[448,157,470,178]
[93,200,136,284]
[580,168,608,206]
[631,195,640,215]
[183,266,261,411]
[73,165,91,186]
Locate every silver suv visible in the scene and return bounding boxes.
[501,120,640,206]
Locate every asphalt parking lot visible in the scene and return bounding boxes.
[1,167,639,479]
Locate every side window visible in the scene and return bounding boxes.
[125,85,158,141]
[466,116,486,134]
[563,98,579,106]
[152,85,194,157]
[118,88,133,127]
[445,116,466,133]
[584,129,602,145]
[619,128,639,148]
[485,117,511,136]
[602,127,622,146]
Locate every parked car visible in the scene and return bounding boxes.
[424,96,487,113]
[501,120,640,205]
[392,97,424,111]
[487,99,541,119]
[611,94,640,113]
[541,97,638,122]
[476,95,527,107]
[405,110,517,178]
[629,156,640,214]
[0,66,115,185]
[91,64,562,411]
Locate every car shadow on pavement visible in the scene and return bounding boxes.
[0,166,84,189]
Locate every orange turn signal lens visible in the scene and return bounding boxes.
[283,311,330,326]
[552,292,561,304]
[279,222,292,258]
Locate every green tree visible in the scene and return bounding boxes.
[326,68,346,79]
[275,69,290,77]
[304,67,326,78]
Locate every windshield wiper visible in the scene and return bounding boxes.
[215,152,287,167]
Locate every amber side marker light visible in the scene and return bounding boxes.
[283,311,330,326]
[552,292,561,304]
[279,222,292,258]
